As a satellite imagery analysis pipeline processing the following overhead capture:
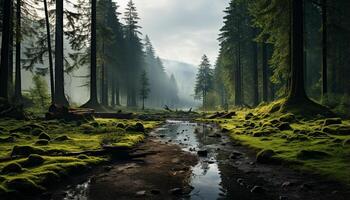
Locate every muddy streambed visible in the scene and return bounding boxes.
[51,120,349,200]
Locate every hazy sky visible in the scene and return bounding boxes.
[117,0,230,66]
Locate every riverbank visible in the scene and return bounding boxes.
[0,117,161,199]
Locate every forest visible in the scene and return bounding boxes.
[0,0,350,200]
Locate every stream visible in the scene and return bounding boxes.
[57,120,272,200]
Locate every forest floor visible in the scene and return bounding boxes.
[0,102,350,199]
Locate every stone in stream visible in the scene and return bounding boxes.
[169,188,183,195]
[136,190,147,197]
[250,185,266,193]
[230,151,243,159]
[279,196,289,200]
[197,150,208,157]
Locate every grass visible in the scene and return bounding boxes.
[199,99,350,185]
[0,117,162,198]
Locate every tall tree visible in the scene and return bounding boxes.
[139,70,150,110]
[44,0,54,103]
[262,42,268,102]
[252,29,259,106]
[54,0,69,105]
[0,0,12,99]
[14,0,22,101]
[82,0,100,108]
[195,55,213,110]
[321,0,328,98]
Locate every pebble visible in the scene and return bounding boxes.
[136,190,147,196]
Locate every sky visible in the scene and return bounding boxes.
[117,0,230,66]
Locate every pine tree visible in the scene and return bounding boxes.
[139,70,150,110]
[195,55,213,110]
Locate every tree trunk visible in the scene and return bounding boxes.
[54,0,69,106]
[111,76,115,107]
[44,0,54,103]
[262,42,268,102]
[115,82,120,106]
[8,1,14,98]
[321,0,328,97]
[14,0,22,101]
[81,0,99,108]
[0,0,12,99]
[252,29,259,106]
[287,0,308,102]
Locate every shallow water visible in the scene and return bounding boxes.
[154,120,225,199]
[59,120,263,200]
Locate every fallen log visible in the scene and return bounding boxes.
[93,112,134,119]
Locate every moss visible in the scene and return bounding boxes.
[77,154,89,160]
[54,135,70,141]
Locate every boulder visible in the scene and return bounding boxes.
[342,139,350,146]
[126,123,145,132]
[116,123,125,129]
[256,149,278,164]
[5,178,44,195]
[322,125,350,135]
[297,150,330,160]
[245,113,254,120]
[1,163,22,174]
[31,128,44,136]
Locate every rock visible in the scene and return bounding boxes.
[323,118,342,126]
[23,154,45,167]
[245,113,254,120]
[126,123,145,132]
[208,133,221,138]
[104,166,113,171]
[221,128,229,133]
[230,151,243,159]
[116,123,125,129]
[159,134,165,138]
[221,112,236,119]
[31,128,44,136]
[1,163,22,174]
[35,139,49,146]
[136,190,146,197]
[5,178,44,195]
[322,125,350,135]
[197,150,208,157]
[38,132,51,141]
[54,135,70,141]
[10,126,32,134]
[279,196,289,200]
[77,154,89,160]
[169,188,183,195]
[277,122,292,131]
[343,139,350,146]
[250,185,266,193]
[11,145,45,157]
[0,136,15,143]
[281,181,293,188]
[236,178,244,184]
[256,149,278,164]
[297,150,330,160]
[307,131,328,138]
[151,189,161,195]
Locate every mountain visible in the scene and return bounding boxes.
[162,59,200,108]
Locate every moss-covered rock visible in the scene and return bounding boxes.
[10,126,32,134]
[1,163,22,174]
[287,135,309,141]
[245,113,254,120]
[22,154,45,167]
[38,132,51,141]
[322,125,350,135]
[0,136,15,143]
[116,123,125,129]
[297,150,330,160]
[35,139,49,146]
[54,135,70,141]
[11,145,45,157]
[279,113,296,123]
[31,128,44,136]
[256,149,278,164]
[5,178,44,195]
[307,131,329,138]
[342,139,350,146]
[323,118,342,126]
[77,154,89,160]
[277,122,292,131]
[126,123,145,132]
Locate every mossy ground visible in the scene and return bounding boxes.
[0,117,161,197]
[199,99,350,185]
